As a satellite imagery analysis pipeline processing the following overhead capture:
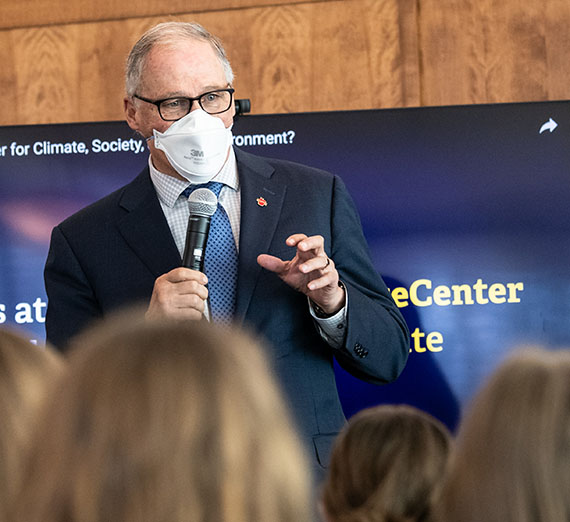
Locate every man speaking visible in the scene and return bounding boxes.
[44,21,409,475]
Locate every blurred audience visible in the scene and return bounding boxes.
[0,327,64,522]
[435,346,570,522]
[11,308,313,522]
[320,404,452,522]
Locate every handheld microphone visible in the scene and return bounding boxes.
[182,188,218,271]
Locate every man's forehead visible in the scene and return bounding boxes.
[138,40,226,96]
[147,38,216,59]
[142,40,221,77]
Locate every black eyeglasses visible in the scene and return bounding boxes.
[133,88,235,121]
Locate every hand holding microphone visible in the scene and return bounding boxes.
[146,188,217,322]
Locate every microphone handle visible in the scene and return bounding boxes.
[182,214,212,272]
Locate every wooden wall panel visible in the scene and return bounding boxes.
[227,0,417,113]
[545,0,570,100]
[0,31,17,125]
[12,26,82,124]
[0,0,323,30]
[0,0,568,127]
[418,0,570,106]
[0,0,417,126]
[308,0,419,110]
[77,24,135,123]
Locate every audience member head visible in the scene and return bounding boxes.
[436,347,570,522]
[321,404,452,522]
[0,327,64,522]
[13,308,312,522]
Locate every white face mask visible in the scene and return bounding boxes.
[151,109,233,183]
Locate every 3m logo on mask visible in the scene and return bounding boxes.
[152,108,233,183]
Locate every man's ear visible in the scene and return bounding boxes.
[124,97,139,131]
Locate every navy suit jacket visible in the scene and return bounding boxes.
[45,147,409,471]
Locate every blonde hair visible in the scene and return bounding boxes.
[321,404,452,522]
[12,309,312,522]
[0,328,64,522]
[436,347,570,522]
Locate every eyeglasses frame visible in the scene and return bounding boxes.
[133,88,235,121]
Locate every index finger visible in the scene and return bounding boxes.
[165,267,208,285]
[285,233,308,247]
[291,234,325,254]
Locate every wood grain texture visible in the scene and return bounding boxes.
[0,0,416,125]
[12,26,81,124]
[0,0,324,29]
[0,31,17,125]
[418,0,570,105]
[0,0,569,126]
[544,0,570,100]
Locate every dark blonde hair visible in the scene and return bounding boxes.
[0,328,64,522]
[436,347,570,522]
[321,404,452,522]
[12,309,312,522]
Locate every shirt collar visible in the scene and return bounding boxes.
[149,147,239,208]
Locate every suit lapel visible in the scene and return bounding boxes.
[235,149,287,321]
[116,169,181,278]
[113,158,288,321]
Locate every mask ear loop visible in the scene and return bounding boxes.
[146,129,162,147]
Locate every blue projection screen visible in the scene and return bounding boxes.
[1,101,569,429]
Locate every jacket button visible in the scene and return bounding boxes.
[354,343,368,358]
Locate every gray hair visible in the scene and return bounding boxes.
[125,22,234,97]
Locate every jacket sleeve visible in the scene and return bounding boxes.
[329,175,410,384]
[44,225,102,351]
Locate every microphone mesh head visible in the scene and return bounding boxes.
[187,188,218,217]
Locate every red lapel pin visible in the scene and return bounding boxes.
[256,197,267,207]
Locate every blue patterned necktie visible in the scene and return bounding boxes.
[183,182,237,325]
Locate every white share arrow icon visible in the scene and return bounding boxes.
[539,118,558,134]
